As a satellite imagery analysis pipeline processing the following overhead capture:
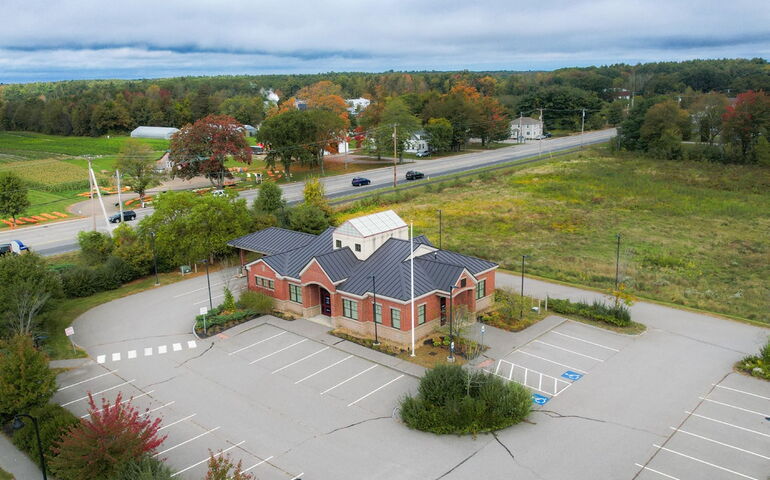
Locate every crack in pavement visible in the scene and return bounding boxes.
[176,342,213,368]
[491,431,515,461]
[143,376,178,388]
[433,442,490,480]
[534,410,663,436]
[325,416,390,435]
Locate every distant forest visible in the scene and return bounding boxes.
[0,58,768,137]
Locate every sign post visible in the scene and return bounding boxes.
[65,326,75,352]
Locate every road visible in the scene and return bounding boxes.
[1,129,615,256]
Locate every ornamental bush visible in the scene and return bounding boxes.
[12,403,79,473]
[548,297,631,327]
[0,334,57,415]
[400,364,531,435]
[236,291,274,314]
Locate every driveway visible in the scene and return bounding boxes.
[53,270,769,480]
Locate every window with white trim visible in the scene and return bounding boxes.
[289,284,302,303]
[476,279,486,299]
[391,308,401,329]
[335,239,342,248]
[374,304,382,324]
[255,276,274,290]
[354,243,361,252]
[418,304,426,325]
[343,298,358,320]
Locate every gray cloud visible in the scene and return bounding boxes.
[1,0,768,82]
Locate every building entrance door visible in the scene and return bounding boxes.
[440,297,447,325]
[320,288,332,316]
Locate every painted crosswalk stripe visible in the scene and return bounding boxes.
[128,350,137,359]
[112,353,121,362]
[187,340,197,349]
[158,345,167,354]
[97,355,106,364]
[172,343,182,352]
[144,347,153,356]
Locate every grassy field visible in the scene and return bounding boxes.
[0,131,168,157]
[338,147,770,324]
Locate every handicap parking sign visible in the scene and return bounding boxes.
[532,393,550,405]
[561,370,584,381]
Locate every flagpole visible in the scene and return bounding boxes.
[410,222,415,357]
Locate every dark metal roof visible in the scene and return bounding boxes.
[228,227,316,255]
[263,227,336,279]
[425,249,497,275]
[314,248,361,282]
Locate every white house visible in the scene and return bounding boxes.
[323,140,350,156]
[130,126,179,140]
[346,98,371,115]
[510,117,542,140]
[242,125,257,136]
[403,131,429,154]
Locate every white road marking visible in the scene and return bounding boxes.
[193,289,243,306]
[127,350,137,359]
[158,413,196,431]
[170,440,244,477]
[158,345,167,354]
[699,397,770,418]
[321,365,377,395]
[533,340,604,362]
[143,401,175,416]
[289,474,305,480]
[272,347,330,374]
[81,390,154,418]
[670,427,770,460]
[58,370,117,391]
[96,355,106,364]
[172,343,182,352]
[295,355,353,384]
[144,347,153,356]
[242,456,274,473]
[229,331,286,355]
[652,444,758,480]
[516,349,588,374]
[187,340,197,349]
[634,464,681,480]
[112,352,121,362]
[713,384,770,401]
[61,379,136,406]
[154,426,221,456]
[551,330,620,352]
[172,281,226,298]
[348,375,404,407]
[684,411,770,438]
[249,339,308,364]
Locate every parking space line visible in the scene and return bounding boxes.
[348,375,404,407]
[242,456,274,473]
[154,426,221,456]
[700,397,770,418]
[272,347,330,374]
[713,384,770,401]
[158,413,196,431]
[143,401,175,416]
[172,281,226,298]
[551,331,620,352]
[290,473,305,480]
[670,427,770,460]
[61,379,136,406]
[295,355,353,384]
[144,347,153,356]
[81,390,154,418]
[517,349,588,374]
[685,411,770,438]
[170,440,244,477]
[187,340,197,349]
[652,444,758,480]
[229,331,286,355]
[533,340,605,362]
[321,365,377,395]
[249,339,308,364]
[633,463,681,480]
[58,370,117,391]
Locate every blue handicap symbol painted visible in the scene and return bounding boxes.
[561,370,584,381]
[531,393,550,405]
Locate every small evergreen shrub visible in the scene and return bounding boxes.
[548,297,631,327]
[116,455,173,480]
[736,337,770,381]
[12,403,79,473]
[236,291,274,314]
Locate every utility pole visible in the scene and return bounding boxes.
[437,209,442,249]
[615,234,622,290]
[88,158,96,231]
[392,124,398,188]
[580,108,586,149]
[88,163,110,229]
[538,108,544,157]
[116,169,123,223]
[519,112,523,143]
[520,255,528,320]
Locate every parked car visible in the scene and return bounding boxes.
[108,210,137,223]
[405,170,424,180]
[211,189,226,196]
[352,177,371,186]
[415,150,431,157]
[543,132,552,138]
[0,244,11,256]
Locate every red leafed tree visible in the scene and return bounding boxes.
[169,114,252,188]
[722,90,770,162]
[50,392,167,480]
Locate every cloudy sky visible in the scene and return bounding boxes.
[1,0,768,83]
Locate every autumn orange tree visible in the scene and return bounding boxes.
[168,114,252,188]
[205,451,254,480]
[50,392,167,480]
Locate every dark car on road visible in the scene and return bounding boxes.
[352,177,371,186]
[109,210,137,223]
[405,170,424,180]
[0,244,11,256]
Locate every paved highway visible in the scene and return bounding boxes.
[1,129,615,256]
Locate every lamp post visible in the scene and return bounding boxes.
[203,258,213,312]
[614,233,622,290]
[150,231,159,286]
[436,209,442,249]
[448,284,456,362]
[520,255,530,320]
[370,275,379,346]
[13,414,47,480]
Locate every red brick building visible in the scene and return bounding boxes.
[229,211,497,348]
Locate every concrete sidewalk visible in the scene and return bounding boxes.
[0,432,44,480]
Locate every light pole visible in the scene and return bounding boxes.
[150,232,159,286]
[448,285,457,362]
[13,414,47,480]
[370,275,379,346]
[436,209,442,249]
[614,233,622,290]
[520,255,529,320]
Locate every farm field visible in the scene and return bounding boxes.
[338,147,770,323]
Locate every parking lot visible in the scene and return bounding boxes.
[634,373,770,480]
[484,319,633,404]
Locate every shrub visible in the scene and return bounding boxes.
[195,307,258,331]
[77,231,113,265]
[548,297,631,327]
[736,336,770,381]
[236,291,274,314]
[400,364,531,435]
[0,335,57,415]
[60,266,100,297]
[12,403,79,473]
[204,451,253,480]
[117,455,173,480]
[221,287,236,312]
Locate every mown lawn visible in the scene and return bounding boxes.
[338,147,770,323]
[0,131,168,157]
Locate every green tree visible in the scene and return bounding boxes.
[116,139,164,206]
[640,100,690,159]
[722,90,770,162]
[370,97,421,159]
[424,117,453,152]
[755,136,770,167]
[690,92,728,144]
[0,253,62,335]
[253,180,285,214]
[219,95,265,126]
[605,101,626,126]
[258,109,316,177]
[471,96,510,146]
[288,204,330,234]
[78,231,114,265]
[168,114,252,188]
[0,334,57,415]
[91,100,132,135]
[303,177,331,214]
[112,224,154,278]
[0,172,30,227]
